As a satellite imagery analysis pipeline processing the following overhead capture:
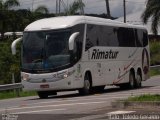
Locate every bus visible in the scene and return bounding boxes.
[11,16,150,98]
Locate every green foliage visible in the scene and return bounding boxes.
[0,39,20,84]
[141,0,160,35]
[34,5,49,14]
[0,1,52,40]
[64,0,85,15]
[127,94,160,101]
[0,0,20,39]
[150,41,160,65]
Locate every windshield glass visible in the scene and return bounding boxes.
[22,29,71,72]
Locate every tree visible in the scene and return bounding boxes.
[34,5,49,14]
[31,5,49,21]
[141,0,160,35]
[0,0,20,40]
[65,0,85,15]
[0,40,21,84]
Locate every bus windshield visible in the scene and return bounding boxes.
[22,29,71,72]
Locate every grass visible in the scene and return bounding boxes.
[150,69,160,76]
[0,90,36,100]
[150,41,160,65]
[127,94,160,102]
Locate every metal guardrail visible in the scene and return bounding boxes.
[0,83,22,91]
[150,65,160,69]
[0,83,22,97]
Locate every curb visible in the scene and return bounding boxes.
[111,101,160,109]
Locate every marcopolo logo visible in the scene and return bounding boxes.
[91,49,119,59]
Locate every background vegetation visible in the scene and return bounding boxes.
[150,41,160,65]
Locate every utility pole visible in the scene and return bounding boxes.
[56,0,62,15]
[105,0,111,18]
[32,0,35,12]
[59,0,61,14]
[56,0,58,15]
[123,0,126,23]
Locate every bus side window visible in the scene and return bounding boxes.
[137,29,143,47]
[85,24,97,51]
[143,30,148,47]
[135,29,142,47]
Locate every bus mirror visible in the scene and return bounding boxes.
[69,32,80,50]
[11,37,22,55]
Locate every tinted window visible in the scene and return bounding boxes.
[85,24,119,50]
[127,28,136,47]
[85,25,97,50]
[137,29,144,47]
[85,24,147,50]
[143,30,148,47]
[98,26,119,46]
[135,29,143,47]
[117,28,136,47]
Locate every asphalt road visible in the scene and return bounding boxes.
[0,76,160,120]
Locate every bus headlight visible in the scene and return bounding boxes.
[57,71,68,79]
[57,73,68,79]
[63,74,68,78]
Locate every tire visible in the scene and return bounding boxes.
[37,91,48,99]
[135,72,142,88]
[129,71,135,89]
[79,73,92,95]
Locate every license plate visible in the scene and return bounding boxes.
[40,84,49,88]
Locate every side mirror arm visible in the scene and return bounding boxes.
[11,37,22,55]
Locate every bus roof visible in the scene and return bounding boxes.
[25,16,146,31]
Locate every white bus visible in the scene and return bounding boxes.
[11,16,150,98]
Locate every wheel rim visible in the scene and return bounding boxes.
[84,79,90,90]
[136,74,142,87]
[130,73,134,88]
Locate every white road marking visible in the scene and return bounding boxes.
[107,110,136,115]
[12,109,66,114]
[0,101,107,111]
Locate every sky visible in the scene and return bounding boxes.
[17,0,147,17]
